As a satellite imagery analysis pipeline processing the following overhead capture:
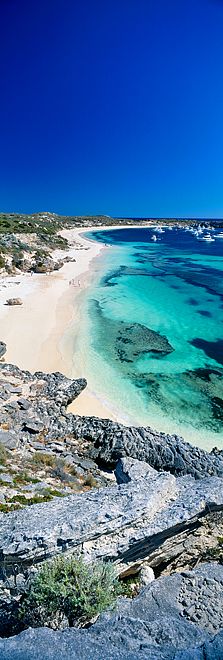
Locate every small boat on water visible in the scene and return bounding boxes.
[214,232,223,238]
[151,234,157,241]
[200,233,215,242]
[155,227,165,233]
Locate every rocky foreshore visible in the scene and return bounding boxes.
[0,348,223,657]
[1,563,222,659]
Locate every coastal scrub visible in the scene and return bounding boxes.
[19,555,121,629]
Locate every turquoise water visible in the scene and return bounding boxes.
[75,227,223,450]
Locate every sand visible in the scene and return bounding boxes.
[0,225,129,422]
[1,223,161,423]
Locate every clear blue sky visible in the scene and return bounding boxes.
[0,0,223,217]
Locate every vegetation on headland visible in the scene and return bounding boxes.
[0,439,101,513]
[0,210,223,274]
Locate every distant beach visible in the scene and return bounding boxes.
[0,225,138,424]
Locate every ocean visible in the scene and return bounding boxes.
[74,226,223,450]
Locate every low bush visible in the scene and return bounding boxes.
[19,555,121,629]
[50,459,71,482]
[31,452,56,468]
[0,442,8,465]
[83,473,98,488]
[0,254,5,268]
[202,536,223,564]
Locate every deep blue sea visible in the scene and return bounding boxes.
[77,226,223,450]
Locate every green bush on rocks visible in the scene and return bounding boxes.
[0,442,8,465]
[19,555,121,629]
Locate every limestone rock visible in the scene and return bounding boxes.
[22,419,45,433]
[0,342,6,358]
[139,564,155,586]
[71,415,223,478]
[0,430,18,450]
[5,298,22,306]
[0,471,223,634]
[115,457,157,483]
[1,353,223,482]
[0,564,222,659]
[0,473,13,485]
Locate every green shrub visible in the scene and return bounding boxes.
[202,536,223,564]
[13,472,40,485]
[0,442,8,465]
[19,555,121,628]
[11,251,24,267]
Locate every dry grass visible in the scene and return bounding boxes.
[83,473,98,488]
[30,452,56,468]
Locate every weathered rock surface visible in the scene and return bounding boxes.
[71,415,223,478]
[0,362,105,511]
[5,298,22,306]
[1,357,223,485]
[0,564,222,659]
[0,469,223,634]
[0,343,6,359]
[1,350,223,654]
[115,456,158,483]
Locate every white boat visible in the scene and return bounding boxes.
[155,227,165,233]
[214,232,223,238]
[151,234,157,241]
[200,233,215,242]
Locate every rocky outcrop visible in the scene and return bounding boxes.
[1,356,223,483]
[71,415,223,478]
[5,298,22,306]
[0,467,223,634]
[1,353,223,654]
[0,363,87,443]
[1,355,223,519]
[0,362,104,511]
[0,342,6,359]
[0,563,223,659]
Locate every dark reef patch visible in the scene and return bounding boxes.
[211,397,223,423]
[187,297,199,306]
[115,323,174,362]
[191,338,223,366]
[90,299,174,368]
[191,367,223,382]
[131,365,223,431]
[197,310,212,317]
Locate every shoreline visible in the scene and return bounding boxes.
[0,226,103,371]
[0,224,133,423]
[1,223,222,447]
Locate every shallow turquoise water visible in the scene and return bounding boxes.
[75,227,223,450]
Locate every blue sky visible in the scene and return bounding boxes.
[0,0,223,217]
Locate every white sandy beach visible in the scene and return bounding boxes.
[0,223,157,423]
[0,224,136,422]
